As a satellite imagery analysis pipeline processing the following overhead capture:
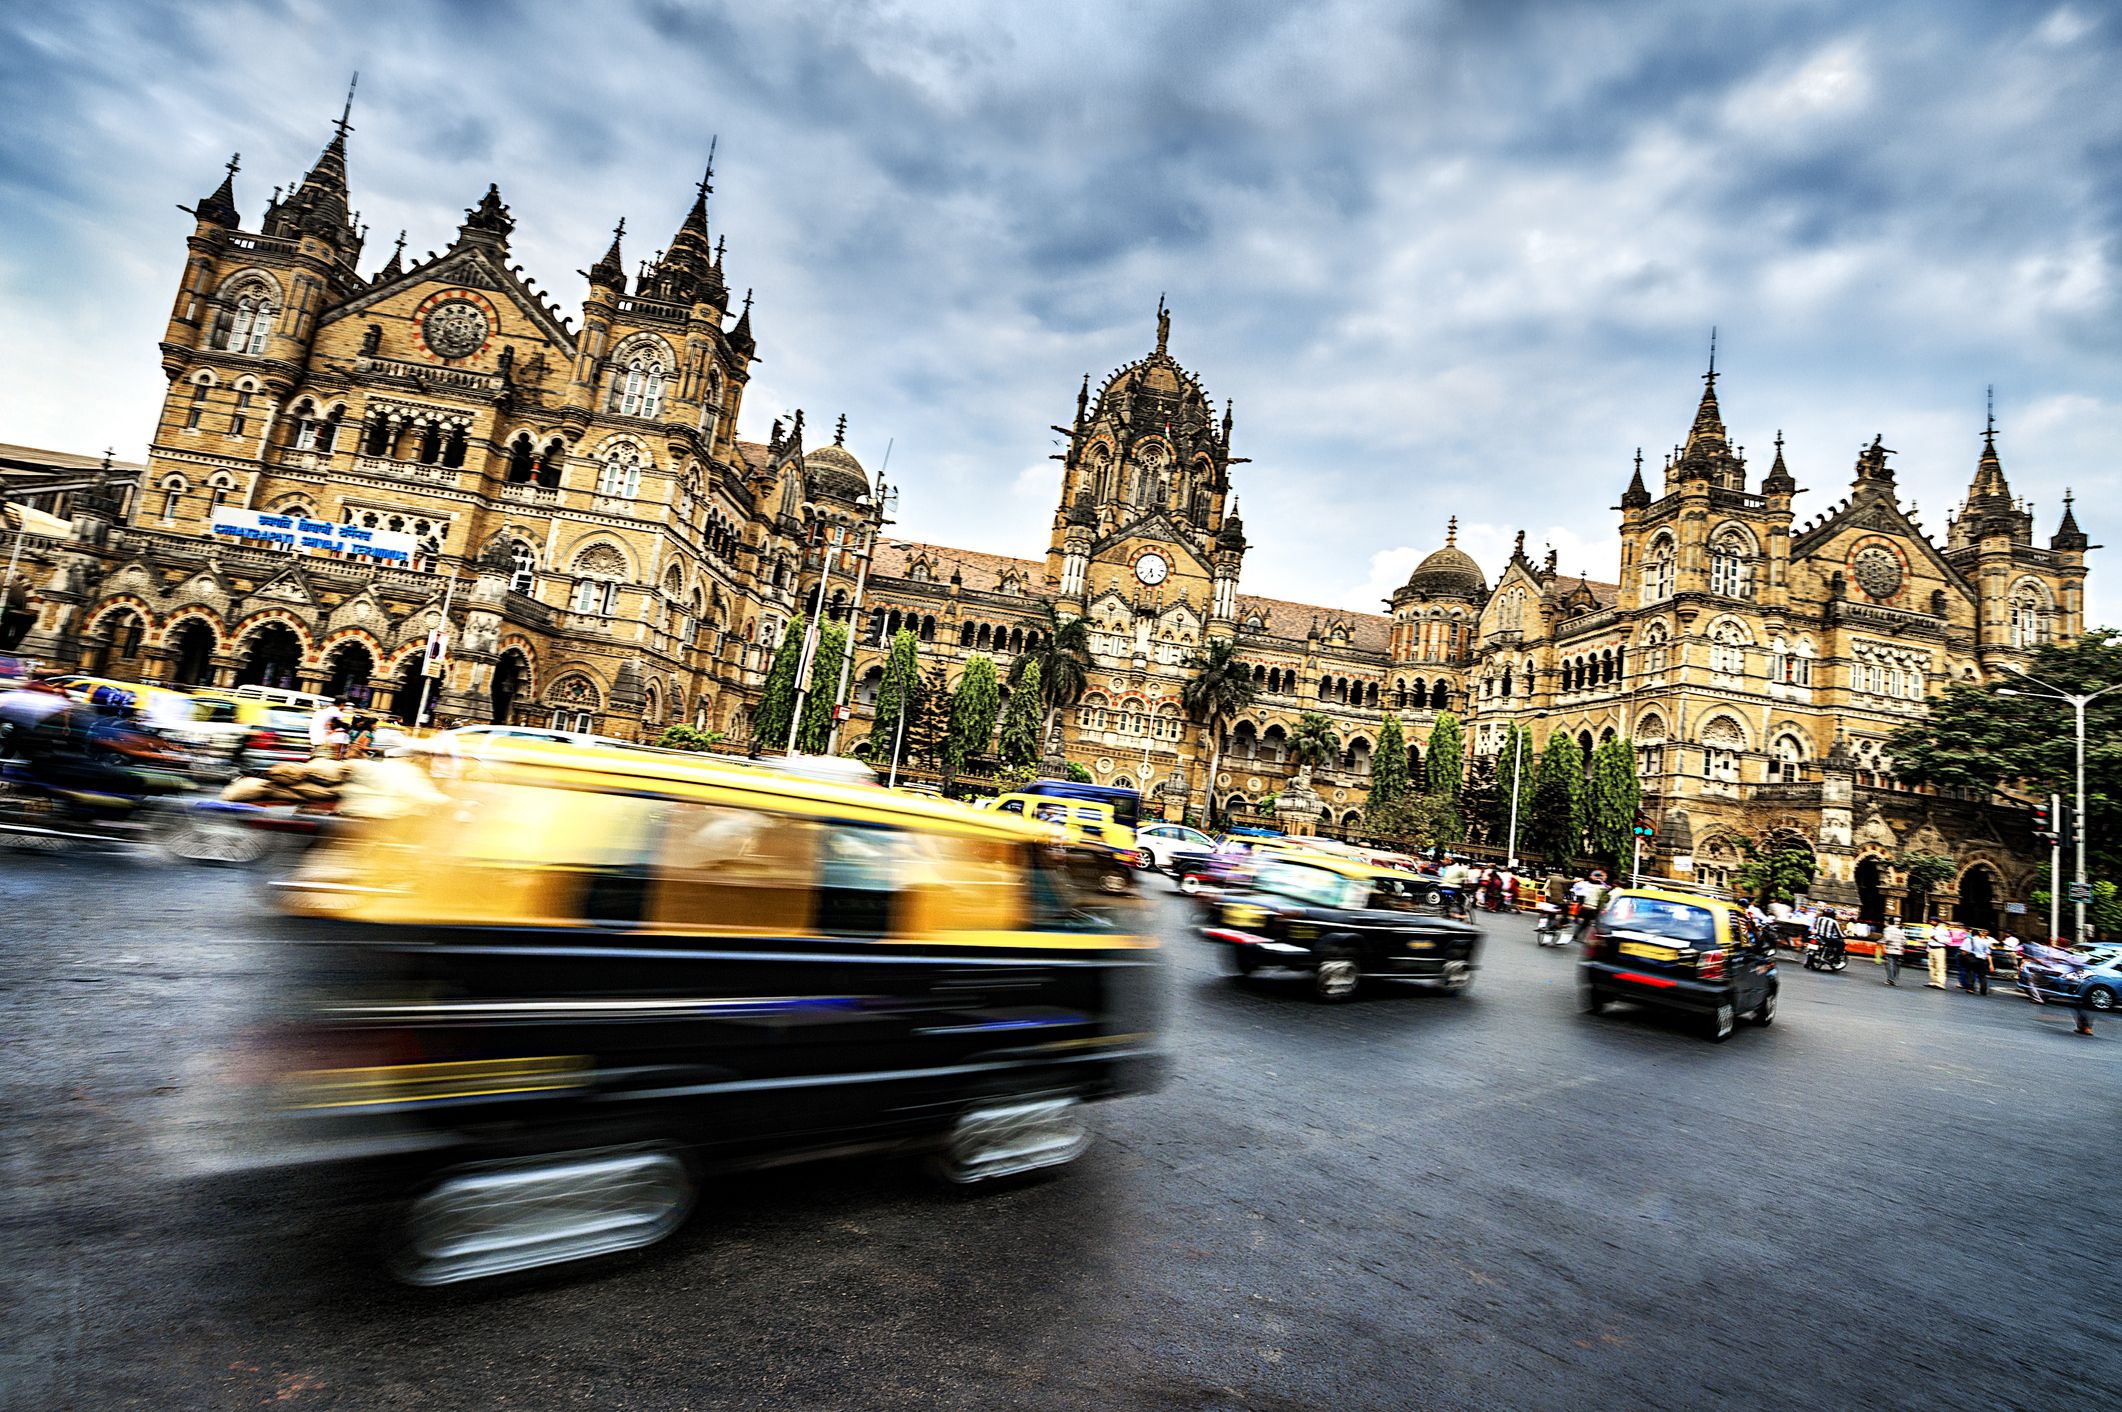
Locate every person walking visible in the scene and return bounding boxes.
[1966,928,1995,996]
[2021,939,2097,1036]
[1925,922,1950,988]
[1880,918,1906,986]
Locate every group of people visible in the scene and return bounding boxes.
[307,697,378,760]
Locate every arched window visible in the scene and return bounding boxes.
[508,541,537,594]
[184,377,212,429]
[363,413,393,457]
[1636,713,1667,778]
[1643,534,1675,602]
[596,445,644,498]
[229,380,256,439]
[608,348,670,419]
[535,438,566,488]
[224,289,274,354]
[569,542,626,616]
[1709,528,1754,598]
[206,473,236,513]
[1709,619,1748,677]
[2010,583,2051,648]
[1773,734,1806,784]
[290,399,320,449]
[507,434,535,483]
[1430,679,1448,710]
[158,474,187,522]
[1702,716,1746,783]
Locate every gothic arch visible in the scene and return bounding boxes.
[228,609,315,658]
[153,607,226,650]
[82,597,157,641]
[566,537,634,580]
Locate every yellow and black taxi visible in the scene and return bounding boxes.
[262,740,1166,1284]
[1201,850,1482,1002]
[1579,885,1778,1041]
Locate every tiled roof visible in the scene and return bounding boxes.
[0,443,145,477]
[1237,593,1392,655]
[870,539,1045,593]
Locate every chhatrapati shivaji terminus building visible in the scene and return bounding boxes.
[4,96,2091,934]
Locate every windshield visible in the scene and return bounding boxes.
[1252,859,1367,910]
[1602,895,1717,943]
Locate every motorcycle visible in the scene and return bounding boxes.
[1802,936,1849,972]
[1533,902,1572,946]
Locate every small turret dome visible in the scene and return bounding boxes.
[804,443,869,505]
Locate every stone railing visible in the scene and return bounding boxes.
[223,233,298,256]
[504,592,558,630]
[1555,607,1619,637]
[615,295,688,324]
[1826,599,1947,638]
[351,454,462,488]
[1747,780,1825,804]
[354,356,503,393]
[500,482,560,507]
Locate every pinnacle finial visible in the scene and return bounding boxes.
[335,72,358,141]
[741,287,753,313]
[834,413,847,446]
[1634,447,1643,473]
[1446,515,1457,547]
[226,152,241,178]
[1155,295,1170,355]
[1706,325,1717,385]
[698,135,717,202]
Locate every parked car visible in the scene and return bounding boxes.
[1201,852,1482,1002]
[1136,822,1215,874]
[1579,886,1779,1042]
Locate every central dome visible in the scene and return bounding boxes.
[804,443,869,504]
[1403,520,1485,598]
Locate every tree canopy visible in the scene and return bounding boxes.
[945,655,1002,774]
[795,620,847,754]
[998,659,1043,768]
[750,611,807,751]
[868,628,921,770]
[1585,733,1641,866]
[1425,713,1465,844]
[1365,712,1411,827]
[1529,730,1586,863]
[1288,712,1340,774]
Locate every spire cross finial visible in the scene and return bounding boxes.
[1774,428,1785,453]
[714,234,726,263]
[697,135,717,201]
[225,152,241,178]
[1706,325,1717,384]
[834,413,847,446]
[1985,384,1997,443]
[335,72,358,139]
[741,287,753,313]
[1634,446,1643,473]
[612,216,626,240]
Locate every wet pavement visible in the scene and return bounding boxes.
[4,852,2116,1410]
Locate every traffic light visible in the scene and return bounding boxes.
[1631,812,1656,839]
[2032,799,2053,842]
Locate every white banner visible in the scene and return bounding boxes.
[207,508,418,564]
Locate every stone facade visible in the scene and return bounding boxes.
[16,114,2096,931]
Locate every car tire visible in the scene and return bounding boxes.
[1707,1001,1737,1042]
[1178,873,1202,896]
[1424,887,1445,907]
[2087,985,2117,1013]
[1750,988,1777,1026]
[1312,951,1360,1003]
[1579,984,1608,1015]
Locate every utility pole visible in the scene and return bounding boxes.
[825,467,897,756]
[1999,669,2121,944]
[786,524,845,757]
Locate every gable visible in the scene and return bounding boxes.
[1793,497,1971,606]
[320,245,578,358]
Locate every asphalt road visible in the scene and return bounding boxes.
[4,852,2117,1411]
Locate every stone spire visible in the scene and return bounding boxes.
[192,152,241,227]
[1620,447,1651,509]
[1761,428,1796,495]
[644,148,726,305]
[1685,330,1730,454]
[2052,489,2090,552]
[267,75,359,254]
[1968,388,2011,501]
[728,288,756,358]
[588,217,628,290]
[374,229,407,282]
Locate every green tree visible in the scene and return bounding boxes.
[795,621,847,753]
[1888,628,2122,880]
[1008,601,1092,759]
[1365,712,1410,828]
[1736,836,1816,905]
[1459,752,1498,845]
[868,628,921,775]
[998,659,1043,769]
[945,655,1002,781]
[1529,730,1586,863]
[1288,711,1341,782]
[1064,760,1094,784]
[654,724,725,753]
[1425,712,1465,845]
[750,611,808,751]
[1181,638,1258,823]
[1586,733,1642,866]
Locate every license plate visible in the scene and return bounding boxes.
[1223,904,1265,929]
[1619,941,1677,962]
[1405,940,1435,951]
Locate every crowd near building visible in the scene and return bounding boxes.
[0,100,2094,933]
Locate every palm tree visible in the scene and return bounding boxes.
[1007,600,1092,764]
[1287,711,1341,788]
[1181,637,1256,824]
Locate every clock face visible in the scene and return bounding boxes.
[1135,552,1169,585]
[1853,544,1904,601]
[422,299,490,359]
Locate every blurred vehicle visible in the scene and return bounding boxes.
[262,741,1166,1285]
[439,722,621,750]
[2029,951,2122,1011]
[994,793,1142,883]
[226,683,336,712]
[1580,887,1779,1041]
[1009,777,1142,832]
[1201,852,1482,1002]
[1135,822,1214,874]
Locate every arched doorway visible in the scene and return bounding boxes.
[89,610,149,677]
[390,654,430,724]
[171,621,216,686]
[1954,864,1999,933]
[1854,857,1887,926]
[491,648,529,724]
[324,642,375,704]
[235,623,302,689]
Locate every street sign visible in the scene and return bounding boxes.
[833,704,851,721]
[2068,881,2093,904]
[2004,902,2027,915]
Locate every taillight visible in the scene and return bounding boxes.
[252,729,279,750]
[1698,948,1728,980]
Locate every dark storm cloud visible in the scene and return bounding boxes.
[2,0,2119,623]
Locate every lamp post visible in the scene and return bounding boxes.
[824,477,899,757]
[785,523,847,757]
[1998,669,2122,942]
[1503,711,1543,871]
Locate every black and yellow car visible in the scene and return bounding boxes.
[1201,851,1482,1001]
[262,740,1166,1284]
[1578,886,1779,1041]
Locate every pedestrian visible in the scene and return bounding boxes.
[1926,921,1950,988]
[309,696,352,760]
[2021,938,2097,1036]
[1880,918,1906,986]
[1946,922,1972,990]
[1966,928,1994,996]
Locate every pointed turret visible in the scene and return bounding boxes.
[1620,447,1651,509]
[1761,428,1796,496]
[1668,330,1746,490]
[373,229,406,283]
[728,288,756,358]
[588,218,628,291]
[1968,397,2011,502]
[2052,490,2090,552]
[265,76,360,261]
[641,151,726,307]
[191,153,242,228]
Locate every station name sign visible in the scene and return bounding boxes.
[207,508,418,564]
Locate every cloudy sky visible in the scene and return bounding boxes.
[4,1,2118,624]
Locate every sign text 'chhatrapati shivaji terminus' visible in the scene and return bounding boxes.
[4,97,2093,930]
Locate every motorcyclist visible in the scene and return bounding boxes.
[1570,870,1611,943]
[1809,908,1848,969]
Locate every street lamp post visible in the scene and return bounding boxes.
[785,524,847,757]
[1998,669,2122,942]
[1503,712,1543,871]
